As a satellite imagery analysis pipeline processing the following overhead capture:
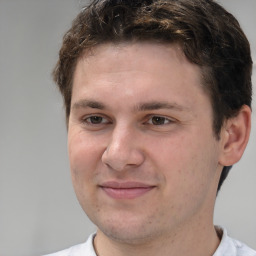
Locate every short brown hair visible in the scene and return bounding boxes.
[53,0,252,191]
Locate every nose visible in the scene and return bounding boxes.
[102,125,145,172]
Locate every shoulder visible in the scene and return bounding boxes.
[43,234,97,256]
[231,239,256,256]
[214,227,256,256]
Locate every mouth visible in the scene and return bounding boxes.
[99,181,156,200]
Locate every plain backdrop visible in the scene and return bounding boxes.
[0,0,255,255]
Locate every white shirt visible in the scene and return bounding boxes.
[44,228,256,256]
[44,234,97,256]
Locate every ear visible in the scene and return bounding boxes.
[219,105,251,166]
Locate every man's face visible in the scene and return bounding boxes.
[68,42,224,243]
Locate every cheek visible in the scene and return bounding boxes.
[67,130,104,211]
[68,129,104,181]
[150,131,218,193]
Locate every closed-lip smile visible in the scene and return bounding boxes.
[99,181,156,199]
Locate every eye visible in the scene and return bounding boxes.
[83,115,109,125]
[147,116,173,125]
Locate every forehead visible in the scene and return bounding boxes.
[78,42,196,73]
[72,42,209,111]
[74,42,204,87]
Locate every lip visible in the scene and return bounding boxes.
[99,181,156,199]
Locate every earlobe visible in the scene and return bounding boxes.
[219,105,251,166]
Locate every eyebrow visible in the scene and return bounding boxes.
[135,101,189,112]
[71,99,189,112]
[72,99,106,110]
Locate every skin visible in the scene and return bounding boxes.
[68,42,251,256]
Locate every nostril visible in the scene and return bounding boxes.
[101,148,128,172]
[101,128,146,171]
[101,144,145,172]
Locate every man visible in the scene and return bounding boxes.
[46,0,255,255]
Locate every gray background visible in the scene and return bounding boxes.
[0,0,255,255]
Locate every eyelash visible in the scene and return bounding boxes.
[145,115,174,126]
[82,115,110,125]
[82,114,175,127]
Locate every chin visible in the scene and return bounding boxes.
[94,213,163,245]
[100,226,157,245]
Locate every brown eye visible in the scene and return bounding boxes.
[88,116,103,124]
[84,115,108,125]
[150,116,169,125]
